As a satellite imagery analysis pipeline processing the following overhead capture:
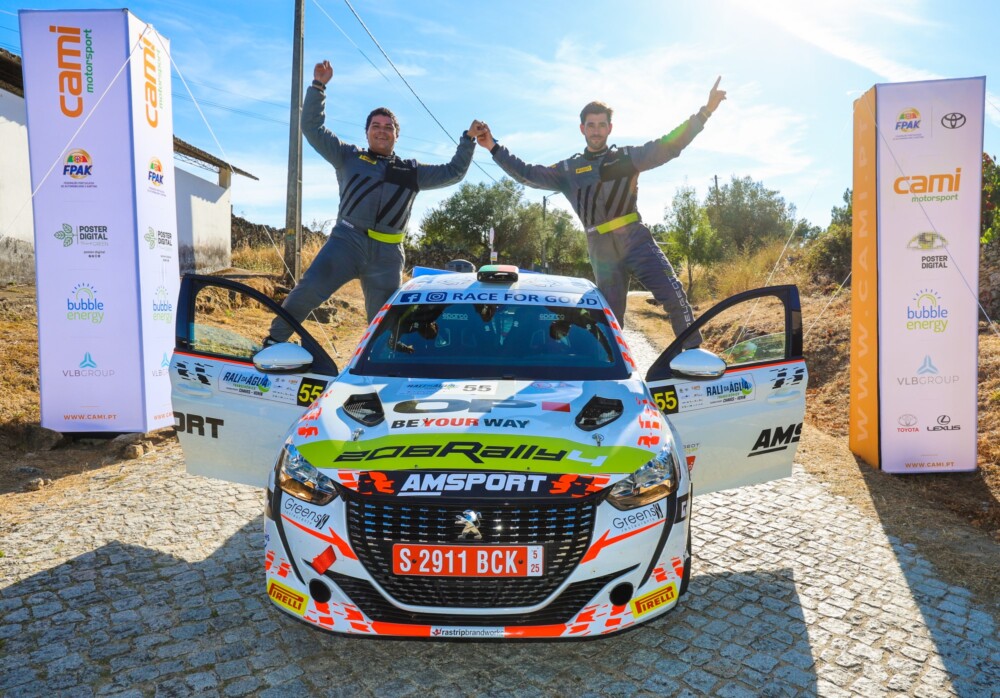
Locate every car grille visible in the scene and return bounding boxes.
[343,492,599,608]
[325,567,635,626]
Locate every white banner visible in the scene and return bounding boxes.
[20,9,178,432]
[876,78,983,473]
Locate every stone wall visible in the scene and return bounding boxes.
[981,238,1000,321]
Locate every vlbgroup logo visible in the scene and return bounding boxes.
[896,355,961,387]
[61,352,114,378]
[66,283,105,324]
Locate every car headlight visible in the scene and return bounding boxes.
[277,442,338,505]
[607,445,679,510]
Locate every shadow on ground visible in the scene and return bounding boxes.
[0,517,816,696]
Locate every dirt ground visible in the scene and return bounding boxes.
[1,275,998,614]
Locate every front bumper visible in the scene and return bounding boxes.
[263,478,690,639]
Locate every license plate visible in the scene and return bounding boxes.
[392,544,544,577]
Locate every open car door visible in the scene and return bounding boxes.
[170,274,339,487]
[645,285,807,496]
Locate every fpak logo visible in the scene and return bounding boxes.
[893,107,923,139]
[151,286,173,323]
[63,148,93,180]
[148,157,164,186]
[905,288,948,333]
[66,283,104,324]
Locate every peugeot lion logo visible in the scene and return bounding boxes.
[455,510,483,540]
[940,112,966,129]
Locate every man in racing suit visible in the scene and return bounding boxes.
[475,77,726,347]
[268,60,482,342]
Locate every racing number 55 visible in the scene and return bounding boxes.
[297,378,328,407]
[651,385,678,415]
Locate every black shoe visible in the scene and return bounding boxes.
[262,335,280,348]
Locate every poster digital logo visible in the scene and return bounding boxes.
[55,223,109,259]
[63,149,93,179]
[66,283,104,324]
[152,286,173,322]
[905,288,948,333]
[50,24,95,118]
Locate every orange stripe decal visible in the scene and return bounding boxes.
[280,514,358,560]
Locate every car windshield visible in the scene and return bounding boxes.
[353,302,629,380]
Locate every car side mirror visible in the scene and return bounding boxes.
[254,343,315,374]
[668,348,727,380]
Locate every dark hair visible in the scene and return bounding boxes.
[366,107,400,135]
[580,101,613,125]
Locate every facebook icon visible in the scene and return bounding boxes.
[399,292,421,303]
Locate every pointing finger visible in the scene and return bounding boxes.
[713,75,722,91]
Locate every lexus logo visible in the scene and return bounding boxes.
[898,414,918,427]
[937,414,951,426]
[940,112,966,129]
[455,510,483,540]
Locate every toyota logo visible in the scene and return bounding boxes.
[940,113,966,129]
[937,415,951,425]
[898,414,918,427]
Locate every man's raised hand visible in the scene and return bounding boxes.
[314,60,333,85]
[706,76,726,114]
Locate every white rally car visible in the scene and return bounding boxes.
[170,266,806,639]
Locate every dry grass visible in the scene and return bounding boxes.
[231,237,326,275]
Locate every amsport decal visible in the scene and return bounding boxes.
[346,470,611,498]
[297,433,652,474]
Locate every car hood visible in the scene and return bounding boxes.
[291,375,666,476]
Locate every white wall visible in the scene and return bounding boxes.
[0,87,232,278]
[0,90,33,244]
[176,166,231,274]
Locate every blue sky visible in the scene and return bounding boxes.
[3,0,1000,235]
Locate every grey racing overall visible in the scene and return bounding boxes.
[270,85,475,341]
[490,113,707,347]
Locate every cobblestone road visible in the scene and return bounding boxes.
[1,331,998,697]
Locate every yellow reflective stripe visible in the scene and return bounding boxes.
[367,229,404,244]
[595,212,639,234]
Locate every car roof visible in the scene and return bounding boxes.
[400,271,599,297]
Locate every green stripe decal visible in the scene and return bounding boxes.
[297,433,651,475]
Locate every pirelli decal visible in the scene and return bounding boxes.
[575,165,593,174]
[359,154,377,165]
[268,579,307,616]
[630,582,677,618]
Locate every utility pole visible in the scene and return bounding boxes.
[283,0,305,284]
